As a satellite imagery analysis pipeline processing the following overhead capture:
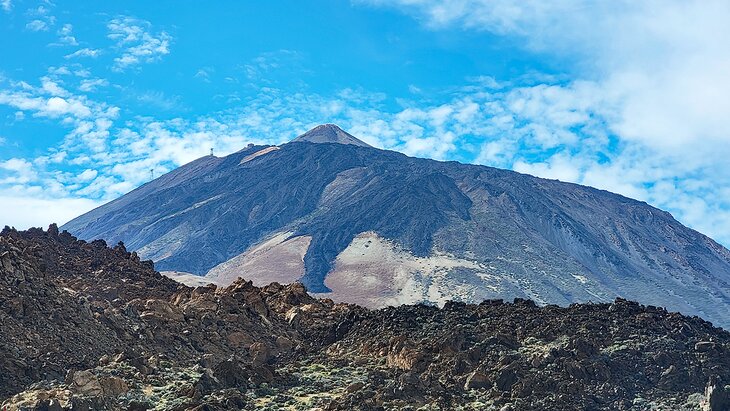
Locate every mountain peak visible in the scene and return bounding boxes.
[292,124,371,147]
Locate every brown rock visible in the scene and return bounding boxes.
[276,336,294,351]
[99,376,129,396]
[464,370,492,390]
[183,296,218,313]
[69,370,103,396]
[387,336,425,371]
[6,296,24,318]
[227,331,253,348]
[139,299,184,322]
[346,381,365,393]
[249,342,270,367]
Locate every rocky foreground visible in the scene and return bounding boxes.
[1,226,729,410]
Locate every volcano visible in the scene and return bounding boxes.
[62,125,730,328]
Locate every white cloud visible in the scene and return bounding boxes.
[76,169,97,183]
[364,0,730,154]
[107,17,171,71]
[78,78,109,92]
[195,68,212,82]
[73,68,91,77]
[0,194,102,229]
[56,23,78,45]
[40,76,69,96]
[1,0,11,12]
[65,48,102,59]
[48,66,72,76]
[26,19,48,31]
[356,0,730,245]
[46,96,91,117]
[0,76,120,170]
[25,5,55,31]
[0,158,37,184]
[136,90,184,111]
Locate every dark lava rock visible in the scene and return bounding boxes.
[1,226,729,410]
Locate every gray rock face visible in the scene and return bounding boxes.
[61,125,730,328]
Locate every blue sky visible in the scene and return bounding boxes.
[1,0,730,247]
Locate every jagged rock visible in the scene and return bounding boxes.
[1,227,729,411]
[464,370,492,390]
[249,342,270,367]
[212,359,249,388]
[140,299,184,322]
[696,341,717,352]
[495,367,519,392]
[226,331,252,348]
[276,336,294,351]
[346,381,365,393]
[68,370,103,396]
[386,336,426,371]
[703,376,730,411]
[99,376,128,396]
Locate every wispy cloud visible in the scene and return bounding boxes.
[55,23,78,46]
[78,78,109,92]
[0,75,119,155]
[194,68,212,83]
[26,19,49,31]
[135,90,185,111]
[243,50,303,80]
[25,5,55,31]
[107,17,172,71]
[65,48,102,59]
[2,0,12,13]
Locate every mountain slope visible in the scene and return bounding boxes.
[62,125,730,328]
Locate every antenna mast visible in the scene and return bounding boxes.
[210,147,214,157]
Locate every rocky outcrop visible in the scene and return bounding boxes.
[1,226,729,410]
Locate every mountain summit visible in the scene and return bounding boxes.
[62,126,730,329]
[292,124,371,147]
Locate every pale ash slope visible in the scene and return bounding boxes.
[62,125,730,328]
